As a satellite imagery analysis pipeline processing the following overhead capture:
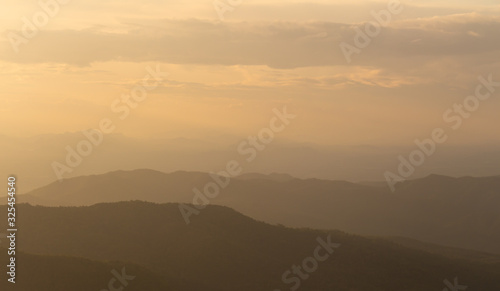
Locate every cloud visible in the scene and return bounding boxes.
[1,14,498,69]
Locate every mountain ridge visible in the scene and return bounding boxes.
[7,169,500,254]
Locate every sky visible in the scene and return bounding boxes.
[1,0,500,189]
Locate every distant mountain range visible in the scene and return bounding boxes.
[9,169,500,254]
[1,201,499,290]
[4,132,500,193]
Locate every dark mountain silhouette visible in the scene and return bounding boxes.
[0,248,169,291]
[10,169,500,254]
[383,236,500,264]
[0,202,499,290]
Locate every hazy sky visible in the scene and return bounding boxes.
[1,0,499,144]
[1,0,500,189]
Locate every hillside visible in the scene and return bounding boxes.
[0,202,499,290]
[10,169,500,254]
[0,248,169,291]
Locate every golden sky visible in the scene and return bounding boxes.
[1,0,499,144]
[1,0,500,190]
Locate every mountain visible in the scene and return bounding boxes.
[383,236,500,264]
[10,169,500,254]
[1,202,499,290]
[235,172,296,182]
[0,248,169,291]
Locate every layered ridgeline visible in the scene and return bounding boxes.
[0,202,499,290]
[10,169,500,254]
